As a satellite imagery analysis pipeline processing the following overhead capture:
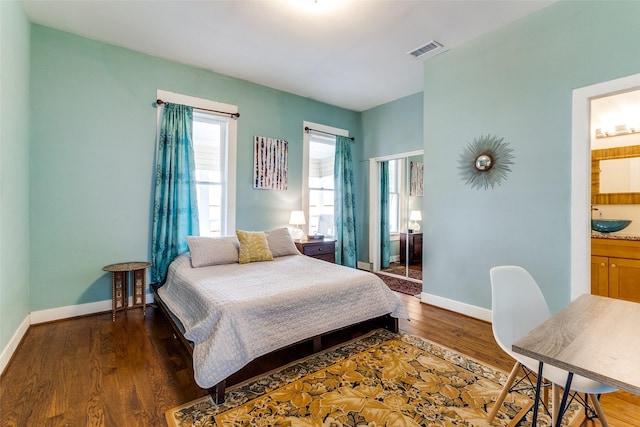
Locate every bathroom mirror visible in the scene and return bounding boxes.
[591,144,640,204]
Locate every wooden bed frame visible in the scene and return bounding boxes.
[151,283,399,404]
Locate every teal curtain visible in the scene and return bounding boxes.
[334,135,357,268]
[380,161,391,269]
[151,103,199,283]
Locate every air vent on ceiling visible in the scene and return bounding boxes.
[407,40,445,59]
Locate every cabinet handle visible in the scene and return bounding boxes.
[600,263,606,267]
[318,247,323,251]
[611,263,617,268]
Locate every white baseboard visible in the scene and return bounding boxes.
[2,292,156,375]
[0,314,30,376]
[357,261,372,271]
[30,292,155,324]
[30,299,112,324]
[419,292,492,323]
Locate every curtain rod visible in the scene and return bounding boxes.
[156,99,240,119]
[304,126,355,141]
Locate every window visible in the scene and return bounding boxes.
[192,111,228,236]
[308,133,336,236]
[302,122,349,238]
[156,89,238,236]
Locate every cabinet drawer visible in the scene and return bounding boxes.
[592,238,640,259]
[312,253,336,263]
[301,242,335,257]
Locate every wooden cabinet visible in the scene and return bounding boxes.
[400,232,422,265]
[591,238,640,303]
[295,239,336,263]
[590,255,609,297]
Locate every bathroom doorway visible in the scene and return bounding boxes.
[571,73,640,300]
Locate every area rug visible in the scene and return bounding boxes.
[166,330,579,427]
[374,273,422,296]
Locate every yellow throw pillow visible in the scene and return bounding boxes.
[236,230,274,264]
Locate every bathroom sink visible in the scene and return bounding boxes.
[591,219,632,233]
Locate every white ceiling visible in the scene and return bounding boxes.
[22,0,556,112]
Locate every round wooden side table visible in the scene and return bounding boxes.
[102,261,152,321]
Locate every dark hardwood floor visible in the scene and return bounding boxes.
[1,293,638,426]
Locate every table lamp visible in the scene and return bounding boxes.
[289,210,306,240]
[409,210,422,232]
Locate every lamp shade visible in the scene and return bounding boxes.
[289,210,306,225]
[409,210,422,221]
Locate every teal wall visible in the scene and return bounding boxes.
[13,0,635,336]
[29,25,361,311]
[361,93,423,159]
[422,0,640,312]
[0,1,31,352]
[359,93,423,258]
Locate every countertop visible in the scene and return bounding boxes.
[591,232,640,241]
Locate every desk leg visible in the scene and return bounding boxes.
[125,270,130,316]
[554,372,573,427]
[133,268,146,316]
[111,271,126,322]
[110,272,116,322]
[531,361,544,425]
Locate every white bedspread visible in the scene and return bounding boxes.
[158,253,409,389]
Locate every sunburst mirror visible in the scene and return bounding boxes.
[457,135,514,190]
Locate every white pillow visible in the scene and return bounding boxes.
[185,236,239,267]
[267,227,300,257]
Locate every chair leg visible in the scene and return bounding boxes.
[487,361,521,423]
[552,383,561,427]
[543,380,549,412]
[589,394,608,427]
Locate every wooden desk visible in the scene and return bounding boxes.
[513,294,640,425]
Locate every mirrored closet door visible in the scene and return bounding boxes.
[369,151,423,283]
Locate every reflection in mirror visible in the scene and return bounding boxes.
[377,153,423,283]
[379,160,393,271]
[475,154,493,171]
[599,158,640,193]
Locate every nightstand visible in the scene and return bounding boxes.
[400,232,422,265]
[295,239,336,263]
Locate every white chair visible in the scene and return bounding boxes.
[487,265,615,426]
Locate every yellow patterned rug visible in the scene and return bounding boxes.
[166,330,579,427]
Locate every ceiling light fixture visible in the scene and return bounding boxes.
[290,0,341,13]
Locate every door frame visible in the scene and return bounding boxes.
[571,73,640,300]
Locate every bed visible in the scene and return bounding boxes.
[153,229,409,402]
